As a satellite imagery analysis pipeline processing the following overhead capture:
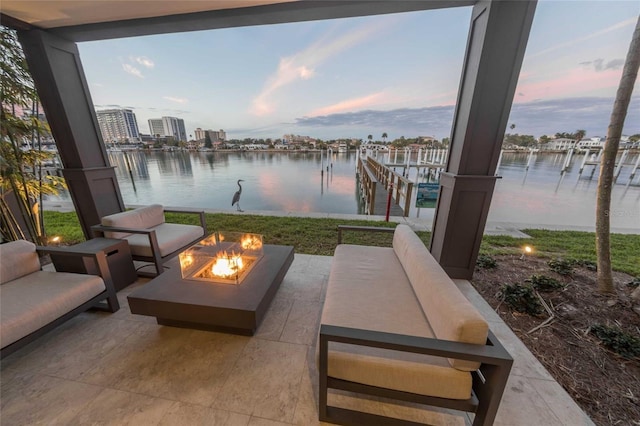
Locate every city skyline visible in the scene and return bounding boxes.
[79,1,640,141]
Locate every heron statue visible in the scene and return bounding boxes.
[232,179,244,212]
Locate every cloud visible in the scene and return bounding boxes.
[308,92,388,116]
[515,66,622,102]
[122,64,144,78]
[528,17,637,59]
[132,56,154,69]
[580,58,626,72]
[163,96,188,104]
[294,96,640,139]
[250,24,381,116]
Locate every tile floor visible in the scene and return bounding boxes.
[0,254,594,425]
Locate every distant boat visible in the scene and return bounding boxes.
[338,144,348,153]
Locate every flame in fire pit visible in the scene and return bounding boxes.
[211,251,244,278]
[241,234,262,251]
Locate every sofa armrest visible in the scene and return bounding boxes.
[337,225,396,244]
[35,245,119,312]
[91,224,156,237]
[319,324,512,366]
[163,208,207,230]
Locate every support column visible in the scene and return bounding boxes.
[430,0,537,279]
[17,29,125,239]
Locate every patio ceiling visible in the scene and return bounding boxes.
[1,0,474,41]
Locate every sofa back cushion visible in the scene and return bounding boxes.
[392,225,488,371]
[0,240,41,285]
[101,204,165,239]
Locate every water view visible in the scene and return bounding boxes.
[51,150,640,230]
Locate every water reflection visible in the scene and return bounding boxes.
[46,150,640,228]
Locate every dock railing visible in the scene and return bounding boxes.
[364,156,414,216]
[357,155,378,215]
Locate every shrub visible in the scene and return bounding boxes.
[548,258,575,276]
[500,283,544,316]
[476,254,497,269]
[590,324,640,359]
[626,277,640,288]
[578,260,597,271]
[526,274,564,292]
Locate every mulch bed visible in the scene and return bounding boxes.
[470,255,640,426]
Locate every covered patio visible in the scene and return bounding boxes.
[1,253,592,425]
[0,1,594,424]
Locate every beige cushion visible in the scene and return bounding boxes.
[101,204,165,239]
[0,240,41,285]
[393,224,488,371]
[328,346,472,400]
[323,245,431,336]
[322,244,473,400]
[0,271,105,348]
[125,223,204,258]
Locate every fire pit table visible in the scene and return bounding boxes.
[127,232,294,335]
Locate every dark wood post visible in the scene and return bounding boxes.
[430,0,537,279]
[17,29,126,239]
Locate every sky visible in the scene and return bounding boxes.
[78,0,640,141]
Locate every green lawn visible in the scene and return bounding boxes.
[43,211,640,276]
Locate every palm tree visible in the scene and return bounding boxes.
[382,132,388,144]
[367,134,372,144]
[596,15,639,294]
[574,129,586,141]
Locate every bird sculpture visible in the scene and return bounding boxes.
[232,179,244,212]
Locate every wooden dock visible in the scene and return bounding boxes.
[356,155,412,217]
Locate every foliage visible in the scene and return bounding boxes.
[526,274,564,292]
[590,324,640,359]
[476,254,497,269]
[499,283,544,316]
[554,130,587,140]
[548,258,575,276]
[503,133,537,147]
[626,277,640,288]
[1,26,66,244]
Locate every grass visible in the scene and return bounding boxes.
[43,211,640,276]
[480,229,640,276]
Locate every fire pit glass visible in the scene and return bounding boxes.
[179,232,264,284]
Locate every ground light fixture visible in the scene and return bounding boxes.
[520,245,533,260]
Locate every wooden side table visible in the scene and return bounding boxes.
[50,238,137,291]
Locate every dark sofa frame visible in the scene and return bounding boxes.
[320,224,514,425]
[319,325,513,426]
[91,208,206,277]
[0,245,120,359]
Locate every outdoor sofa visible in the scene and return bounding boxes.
[0,240,119,358]
[318,224,513,425]
[91,204,206,277]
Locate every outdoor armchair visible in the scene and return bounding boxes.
[91,204,206,277]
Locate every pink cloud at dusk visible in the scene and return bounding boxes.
[514,67,623,103]
[250,24,384,117]
[308,92,387,116]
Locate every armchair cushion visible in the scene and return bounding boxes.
[125,223,205,258]
[0,271,106,348]
[0,240,41,285]
[101,204,165,239]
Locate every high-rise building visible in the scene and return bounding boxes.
[206,129,226,142]
[148,119,164,137]
[148,116,187,141]
[194,128,206,140]
[96,108,140,143]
